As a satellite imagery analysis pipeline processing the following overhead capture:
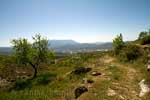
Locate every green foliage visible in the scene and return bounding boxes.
[140,35,150,45]
[32,34,50,63]
[0,64,3,70]
[138,29,150,45]
[12,73,56,91]
[11,39,31,64]
[138,31,149,39]
[33,74,56,85]
[118,44,141,61]
[12,34,53,65]
[140,50,150,63]
[13,80,32,90]
[107,65,123,80]
[0,55,17,69]
[113,33,144,61]
[113,33,124,54]
[11,34,54,78]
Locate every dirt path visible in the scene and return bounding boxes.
[106,56,143,100]
[78,55,143,100]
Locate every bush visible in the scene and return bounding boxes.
[140,35,150,45]
[13,80,31,90]
[34,76,50,85]
[118,44,141,61]
[33,74,56,85]
[139,50,150,63]
[113,34,124,55]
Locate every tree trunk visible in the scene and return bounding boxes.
[33,66,37,78]
[29,62,38,79]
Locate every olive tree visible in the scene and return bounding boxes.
[12,34,53,79]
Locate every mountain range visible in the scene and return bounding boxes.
[49,40,112,52]
[0,40,112,54]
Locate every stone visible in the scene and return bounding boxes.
[119,95,125,100]
[91,71,101,76]
[139,79,150,97]
[72,67,92,75]
[22,71,27,74]
[87,79,94,84]
[107,88,116,96]
[74,86,88,99]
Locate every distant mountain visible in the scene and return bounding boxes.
[49,40,79,48]
[0,47,13,55]
[0,40,112,54]
[48,40,112,52]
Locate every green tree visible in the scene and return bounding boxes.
[12,34,54,79]
[113,33,124,54]
[138,31,148,39]
[138,29,150,45]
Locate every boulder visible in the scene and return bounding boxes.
[91,71,101,76]
[74,86,88,99]
[72,67,92,75]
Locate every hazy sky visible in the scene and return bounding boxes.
[0,0,149,46]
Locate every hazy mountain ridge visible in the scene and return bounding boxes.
[0,40,112,54]
[49,40,79,48]
[49,40,112,52]
[0,47,13,55]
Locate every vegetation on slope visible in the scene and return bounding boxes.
[0,30,150,100]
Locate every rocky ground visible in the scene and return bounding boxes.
[0,53,150,100]
[75,55,150,100]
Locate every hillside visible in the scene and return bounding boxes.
[0,0,149,99]
[0,43,149,100]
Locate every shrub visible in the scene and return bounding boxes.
[34,76,50,85]
[118,44,141,61]
[139,50,150,63]
[140,35,150,45]
[113,33,124,55]
[138,31,148,39]
[13,80,31,90]
[33,74,56,85]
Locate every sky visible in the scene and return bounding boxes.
[0,0,149,47]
